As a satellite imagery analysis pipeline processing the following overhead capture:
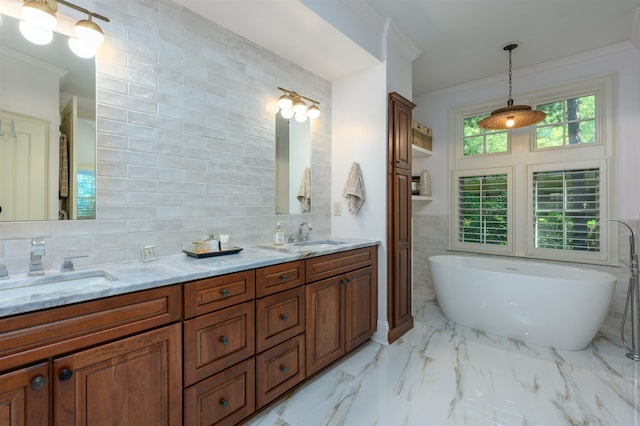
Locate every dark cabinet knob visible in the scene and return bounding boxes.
[219,336,229,345]
[280,273,288,281]
[280,313,288,321]
[279,365,288,373]
[31,375,46,391]
[221,288,229,297]
[219,398,229,408]
[58,368,73,382]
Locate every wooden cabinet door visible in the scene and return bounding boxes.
[389,92,415,171]
[344,265,377,352]
[0,362,49,426]
[305,277,344,376]
[53,324,182,426]
[389,166,414,342]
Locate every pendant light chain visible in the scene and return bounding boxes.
[508,47,513,102]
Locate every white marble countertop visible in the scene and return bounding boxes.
[0,238,379,318]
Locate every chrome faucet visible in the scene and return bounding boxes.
[298,222,312,241]
[28,238,45,276]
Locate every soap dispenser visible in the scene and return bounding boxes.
[273,222,284,245]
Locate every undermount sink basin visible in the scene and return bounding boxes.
[291,239,346,247]
[0,269,118,291]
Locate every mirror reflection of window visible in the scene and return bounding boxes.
[275,114,312,214]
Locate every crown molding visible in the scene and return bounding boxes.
[386,19,421,61]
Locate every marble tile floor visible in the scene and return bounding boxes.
[248,300,640,426]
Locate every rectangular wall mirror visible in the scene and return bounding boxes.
[275,114,312,214]
[0,13,96,221]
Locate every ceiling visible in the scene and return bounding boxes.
[173,0,640,97]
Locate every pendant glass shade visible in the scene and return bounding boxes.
[292,98,307,114]
[277,94,293,110]
[478,43,546,131]
[22,1,57,31]
[19,20,54,45]
[306,104,320,119]
[68,36,97,58]
[74,18,104,47]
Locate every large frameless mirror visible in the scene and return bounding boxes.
[0,13,96,221]
[275,113,311,214]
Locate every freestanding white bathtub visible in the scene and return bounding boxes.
[428,255,617,350]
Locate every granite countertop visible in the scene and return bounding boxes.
[0,238,379,318]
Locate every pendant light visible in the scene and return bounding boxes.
[19,0,58,45]
[478,43,546,130]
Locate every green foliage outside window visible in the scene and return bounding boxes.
[463,114,508,155]
[536,95,596,148]
[459,174,508,245]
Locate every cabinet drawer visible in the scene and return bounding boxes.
[256,260,304,297]
[184,358,255,426]
[256,334,305,408]
[305,246,376,283]
[184,301,255,386]
[184,270,255,319]
[0,285,181,372]
[256,287,305,353]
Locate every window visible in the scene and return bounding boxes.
[450,75,615,264]
[458,173,508,245]
[463,114,508,155]
[532,168,599,251]
[77,170,96,220]
[536,95,596,149]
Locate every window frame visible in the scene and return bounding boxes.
[449,74,617,265]
[526,159,609,262]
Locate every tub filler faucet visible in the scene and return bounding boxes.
[29,238,46,276]
[597,219,639,361]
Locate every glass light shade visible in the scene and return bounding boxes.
[292,98,307,114]
[505,117,515,128]
[306,104,320,119]
[280,108,294,119]
[294,112,308,123]
[69,37,97,58]
[19,20,53,45]
[22,1,57,31]
[277,94,293,110]
[74,19,104,47]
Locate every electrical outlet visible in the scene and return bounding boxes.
[333,202,342,216]
[142,245,156,262]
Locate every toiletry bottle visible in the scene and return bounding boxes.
[273,222,284,245]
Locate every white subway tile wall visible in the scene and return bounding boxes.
[0,0,332,273]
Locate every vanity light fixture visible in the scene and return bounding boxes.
[276,87,320,122]
[478,43,546,130]
[19,0,110,57]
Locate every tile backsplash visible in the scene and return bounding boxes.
[0,0,332,274]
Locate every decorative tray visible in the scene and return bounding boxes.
[182,247,243,258]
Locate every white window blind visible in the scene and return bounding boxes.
[532,168,600,251]
[458,174,508,246]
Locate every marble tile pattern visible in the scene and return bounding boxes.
[248,299,640,426]
[0,238,377,318]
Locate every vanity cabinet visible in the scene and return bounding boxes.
[0,244,378,426]
[305,246,377,376]
[0,285,182,425]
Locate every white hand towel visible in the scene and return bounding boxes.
[297,167,311,213]
[343,162,366,214]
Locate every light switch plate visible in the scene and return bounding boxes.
[333,202,342,216]
[142,245,156,262]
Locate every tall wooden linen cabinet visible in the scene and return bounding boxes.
[387,92,415,343]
